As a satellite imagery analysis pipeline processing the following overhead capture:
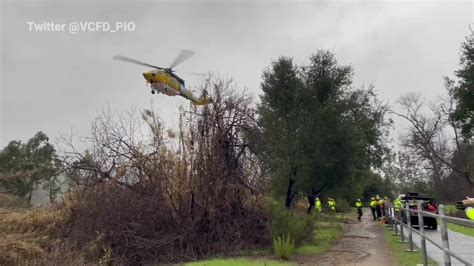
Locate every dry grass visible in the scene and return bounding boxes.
[0,206,71,265]
[0,207,68,234]
[0,232,45,264]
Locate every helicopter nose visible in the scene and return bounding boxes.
[143,73,152,83]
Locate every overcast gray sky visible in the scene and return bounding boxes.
[1,0,472,148]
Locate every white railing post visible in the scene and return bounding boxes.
[417,202,428,266]
[386,203,391,228]
[399,206,407,242]
[406,202,418,252]
[393,206,400,236]
[438,205,451,266]
[388,204,394,230]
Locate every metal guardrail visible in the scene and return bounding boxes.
[386,202,474,266]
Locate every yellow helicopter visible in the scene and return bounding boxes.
[113,50,212,105]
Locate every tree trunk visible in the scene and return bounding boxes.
[27,190,33,205]
[464,171,473,185]
[285,178,295,209]
[190,191,195,221]
[307,194,315,214]
[285,166,298,208]
[430,158,443,196]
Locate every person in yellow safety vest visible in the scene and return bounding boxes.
[462,197,474,220]
[375,195,382,220]
[370,197,377,221]
[328,198,336,213]
[466,207,474,221]
[355,199,363,221]
[315,197,322,213]
[394,196,402,220]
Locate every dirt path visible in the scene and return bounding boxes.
[299,208,396,265]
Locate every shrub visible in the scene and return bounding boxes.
[0,192,29,209]
[335,198,350,213]
[266,199,315,246]
[273,234,294,260]
[65,184,268,264]
[446,205,467,219]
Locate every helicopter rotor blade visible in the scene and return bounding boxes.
[169,50,195,69]
[183,71,207,77]
[113,55,165,70]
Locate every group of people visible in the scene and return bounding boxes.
[353,196,397,222]
[314,197,337,213]
[376,195,474,222]
[316,195,474,222]
[353,196,399,222]
[369,195,391,221]
[313,196,389,221]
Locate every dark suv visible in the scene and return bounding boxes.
[401,192,438,230]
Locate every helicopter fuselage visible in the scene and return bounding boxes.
[143,70,183,96]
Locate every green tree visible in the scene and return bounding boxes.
[258,51,389,211]
[299,52,388,210]
[0,131,59,203]
[297,51,354,210]
[258,57,305,208]
[451,33,474,139]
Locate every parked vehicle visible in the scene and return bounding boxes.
[401,192,438,230]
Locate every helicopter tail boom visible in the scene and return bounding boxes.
[191,97,212,106]
[180,88,212,105]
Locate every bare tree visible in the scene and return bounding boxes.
[392,92,473,196]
